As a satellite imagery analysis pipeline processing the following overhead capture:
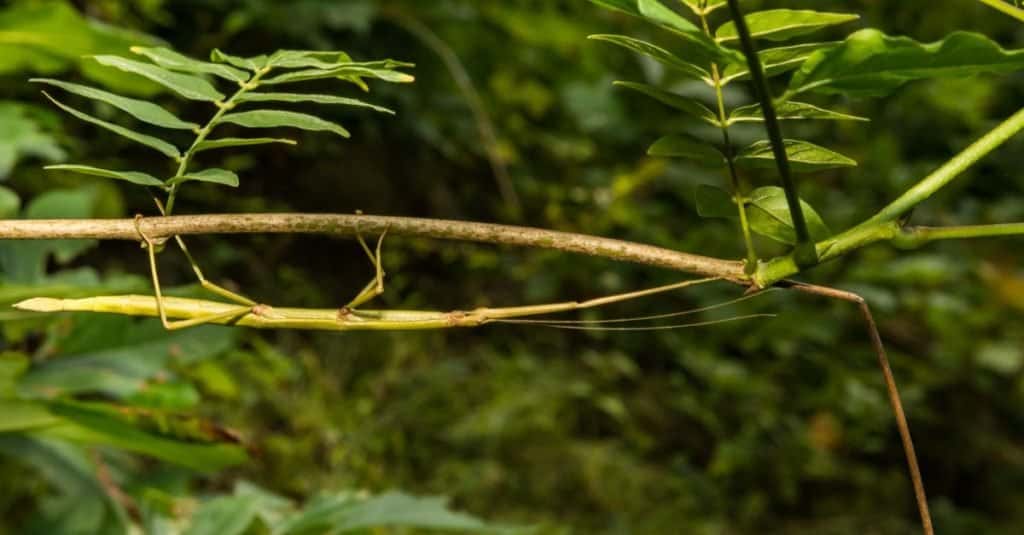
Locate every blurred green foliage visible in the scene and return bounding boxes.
[2,0,1024,533]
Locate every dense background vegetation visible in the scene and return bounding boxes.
[2,0,1024,533]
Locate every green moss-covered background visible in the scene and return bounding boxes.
[2,0,1024,533]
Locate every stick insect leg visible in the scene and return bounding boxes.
[344,226,388,310]
[152,198,257,307]
[783,281,934,535]
[134,215,250,331]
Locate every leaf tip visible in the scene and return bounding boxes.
[14,298,63,313]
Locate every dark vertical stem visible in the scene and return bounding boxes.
[784,281,934,535]
[724,0,817,265]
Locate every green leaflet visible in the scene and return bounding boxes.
[45,164,165,188]
[91,55,225,101]
[170,168,240,187]
[728,102,868,124]
[788,30,1024,98]
[236,92,394,114]
[614,81,719,125]
[42,92,181,159]
[31,78,199,130]
[262,64,414,85]
[637,0,701,34]
[131,46,250,83]
[210,49,268,71]
[647,135,726,167]
[219,110,351,138]
[716,10,859,43]
[267,49,355,69]
[588,34,710,81]
[695,184,736,219]
[736,139,857,172]
[745,186,831,245]
[194,137,297,153]
[720,42,837,84]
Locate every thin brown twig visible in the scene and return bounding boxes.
[781,281,934,535]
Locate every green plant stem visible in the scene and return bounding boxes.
[895,222,1024,247]
[974,0,1024,22]
[164,68,270,215]
[698,12,758,272]
[724,0,816,266]
[858,105,1024,228]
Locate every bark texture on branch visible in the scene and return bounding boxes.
[0,213,747,281]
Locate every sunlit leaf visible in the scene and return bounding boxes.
[745,186,831,244]
[788,30,1024,98]
[219,110,350,138]
[131,46,249,83]
[262,64,414,85]
[31,78,199,130]
[614,81,718,125]
[171,168,240,187]
[267,49,355,69]
[41,92,180,158]
[729,102,868,124]
[695,184,736,219]
[648,135,726,167]
[720,42,837,84]
[194,137,297,153]
[735,139,857,172]
[91,55,226,101]
[716,10,859,43]
[637,0,700,34]
[588,34,710,81]
[236,92,394,113]
[45,164,165,188]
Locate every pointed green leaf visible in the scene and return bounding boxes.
[729,102,867,124]
[262,64,414,85]
[170,168,239,187]
[219,110,350,138]
[42,92,180,158]
[194,137,297,153]
[266,50,356,69]
[131,46,249,83]
[235,92,394,113]
[91,55,225,101]
[31,78,199,130]
[788,30,1024,98]
[695,184,736,218]
[45,164,165,187]
[736,139,856,172]
[716,10,859,43]
[588,34,710,81]
[210,49,267,71]
[720,42,837,84]
[637,0,701,34]
[648,135,726,167]
[746,186,830,244]
[614,81,718,125]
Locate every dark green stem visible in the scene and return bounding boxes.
[724,0,816,266]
